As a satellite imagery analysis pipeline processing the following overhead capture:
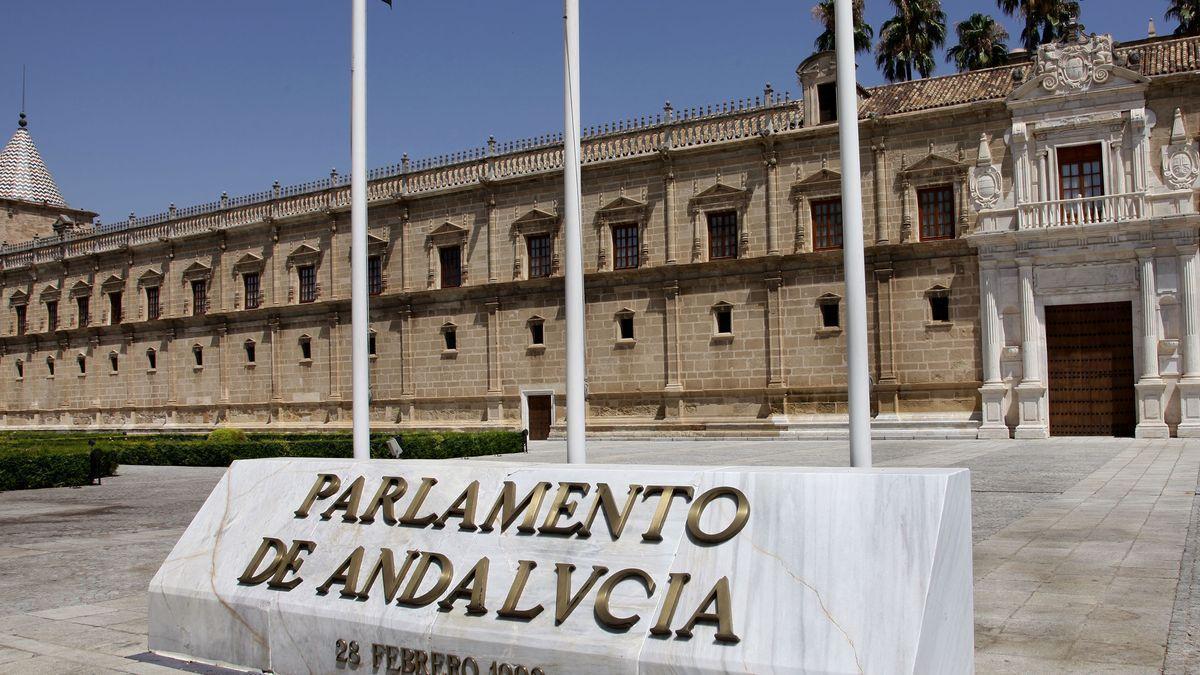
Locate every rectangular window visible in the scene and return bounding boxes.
[110,353,119,373]
[527,235,553,279]
[147,349,157,370]
[14,305,26,335]
[368,255,383,296]
[811,198,843,251]
[612,224,640,270]
[1058,143,1105,223]
[439,246,462,289]
[930,294,950,322]
[530,322,545,346]
[46,301,57,332]
[820,302,840,328]
[618,315,635,341]
[191,280,207,316]
[298,266,317,303]
[917,185,955,241]
[77,296,90,327]
[707,211,739,260]
[243,272,261,309]
[109,292,123,325]
[193,345,203,367]
[443,328,457,351]
[817,82,838,124]
[368,332,377,356]
[244,341,256,364]
[715,306,733,335]
[146,287,160,320]
[300,337,312,361]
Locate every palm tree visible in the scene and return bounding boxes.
[996,0,1081,52]
[946,13,1011,72]
[875,0,948,82]
[813,0,874,54]
[1167,0,1200,36]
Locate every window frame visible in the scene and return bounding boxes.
[297,265,318,304]
[611,222,641,270]
[190,279,208,316]
[810,197,844,252]
[917,184,956,241]
[76,296,91,327]
[439,245,463,289]
[706,210,740,261]
[145,286,161,320]
[526,234,553,279]
[368,255,384,296]
[243,272,262,310]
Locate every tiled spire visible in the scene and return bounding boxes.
[0,113,67,207]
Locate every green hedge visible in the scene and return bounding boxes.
[0,430,526,487]
[0,444,117,491]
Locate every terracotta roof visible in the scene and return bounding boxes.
[857,34,1200,118]
[0,116,67,207]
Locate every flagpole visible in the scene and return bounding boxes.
[834,0,872,468]
[563,0,587,464]
[350,0,371,460]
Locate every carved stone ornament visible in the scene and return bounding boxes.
[1162,108,1200,190]
[969,134,1002,210]
[1035,34,1114,93]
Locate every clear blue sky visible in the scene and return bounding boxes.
[2,0,1168,224]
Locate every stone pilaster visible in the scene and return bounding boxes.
[217,323,229,403]
[765,275,785,389]
[1014,258,1048,438]
[1178,244,1200,436]
[872,144,887,244]
[662,281,683,419]
[399,305,415,422]
[1135,248,1169,437]
[874,264,899,418]
[764,145,779,255]
[484,193,497,284]
[485,299,503,422]
[977,260,1009,438]
[663,157,676,265]
[269,317,282,402]
[328,313,341,401]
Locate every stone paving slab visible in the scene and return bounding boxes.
[0,438,1194,673]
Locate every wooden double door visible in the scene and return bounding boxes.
[526,395,552,441]
[1045,302,1136,437]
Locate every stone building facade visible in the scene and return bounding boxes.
[1,30,1198,438]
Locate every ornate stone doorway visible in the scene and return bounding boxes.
[1045,302,1136,436]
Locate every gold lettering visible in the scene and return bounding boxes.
[676,576,739,644]
[397,551,454,607]
[685,487,751,544]
[293,473,341,518]
[594,568,655,631]
[437,557,490,615]
[479,481,553,534]
[265,539,316,590]
[358,477,408,524]
[402,647,418,674]
[553,563,608,625]
[320,475,366,522]
[433,480,481,531]
[430,651,446,675]
[399,477,440,527]
[357,549,421,603]
[497,560,543,620]
[236,537,289,585]
[446,654,461,675]
[648,572,691,636]
[316,546,365,597]
[537,482,591,536]
[641,485,694,541]
[579,483,644,540]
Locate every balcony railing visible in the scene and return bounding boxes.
[1017,192,1145,230]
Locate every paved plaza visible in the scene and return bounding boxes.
[0,438,1195,673]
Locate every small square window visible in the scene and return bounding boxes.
[46,357,55,377]
[530,321,545,346]
[368,331,377,357]
[244,341,256,364]
[15,360,23,379]
[77,354,86,375]
[109,353,119,373]
[820,302,840,329]
[146,349,157,371]
[193,345,204,368]
[443,328,457,352]
[714,305,733,335]
[368,256,384,296]
[618,314,635,341]
[928,292,951,323]
[299,337,312,361]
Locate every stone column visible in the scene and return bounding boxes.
[792,194,808,253]
[764,149,779,255]
[426,241,436,289]
[399,305,415,422]
[485,194,497,284]
[765,276,784,388]
[1013,258,1047,438]
[690,206,702,263]
[485,299,503,422]
[872,144,887,244]
[399,208,411,292]
[873,264,899,418]
[977,260,1009,438]
[663,160,676,264]
[268,224,280,306]
[165,328,178,426]
[217,323,229,403]
[1135,248,1169,437]
[662,281,683,420]
[328,313,341,401]
[899,180,914,243]
[597,219,611,271]
[1179,244,1200,436]
[269,317,282,403]
[123,332,134,408]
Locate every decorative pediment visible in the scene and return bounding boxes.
[692,181,748,202]
[100,274,125,291]
[816,292,842,304]
[69,280,92,297]
[181,261,213,281]
[595,194,648,224]
[285,244,321,269]
[38,284,60,300]
[9,290,28,306]
[898,151,966,180]
[512,208,560,235]
[137,267,164,286]
[790,166,842,199]
[232,252,265,273]
[1008,33,1148,103]
[428,220,470,245]
[367,232,389,254]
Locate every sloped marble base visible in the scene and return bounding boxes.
[150,459,973,674]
